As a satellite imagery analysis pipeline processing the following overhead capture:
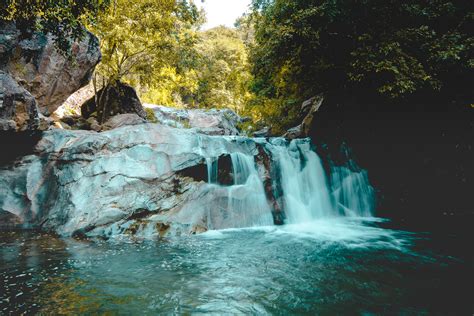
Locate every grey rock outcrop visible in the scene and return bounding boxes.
[102,113,146,131]
[0,22,101,131]
[147,104,243,136]
[0,123,277,237]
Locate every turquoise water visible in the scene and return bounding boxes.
[0,218,470,314]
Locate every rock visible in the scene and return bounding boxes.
[146,104,243,135]
[0,71,39,131]
[0,124,276,237]
[2,23,101,115]
[53,121,71,130]
[56,83,95,118]
[102,113,146,131]
[283,94,324,139]
[0,22,101,131]
[86,117,101,132]
[81,81,147,123]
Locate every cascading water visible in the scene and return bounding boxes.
[203,138,375,228]
[330,165,375,217]
[270,140,335,223]
[204,153,274,229]
[206,157,218,184]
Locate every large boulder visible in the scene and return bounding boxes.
[146,104,244,136]
[0,22,101,131]
[81,81,147,123]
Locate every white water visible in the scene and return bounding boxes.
[204,138,375,228]
[271,140,334,223]
[331,165,375,217]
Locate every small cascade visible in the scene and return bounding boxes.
[270,140,334,223]
[265,139,375,224]
[330,165,375,217]
[206,157,218,184]
[204,153,274,229]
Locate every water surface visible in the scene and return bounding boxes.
[0,218,471,314]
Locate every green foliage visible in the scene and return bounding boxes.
[249,0,474,130]
[193,26,254,114]
[139,25,257,119]
[0,0,109,53]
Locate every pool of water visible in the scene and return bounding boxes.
[0,218,471,314]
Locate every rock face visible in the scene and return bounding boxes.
[102,113,146,131]
[147,104,243,136]
[283,94,324,139]
[0,22,101,131]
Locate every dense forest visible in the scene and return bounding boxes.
[2,0,471,133]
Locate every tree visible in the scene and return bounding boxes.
[83,0,200,118]
[87,0,198,85]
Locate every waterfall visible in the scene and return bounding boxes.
[206,157,218,184]
[203,138,375,229]
[268,139,375,223]
[270,140,335,223]
[330,165,375,217]
[204,153,274,229]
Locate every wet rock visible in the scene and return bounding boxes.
[0,124,272,237]
[255,144,285,225]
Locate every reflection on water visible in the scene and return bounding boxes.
[0,219,471,314]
